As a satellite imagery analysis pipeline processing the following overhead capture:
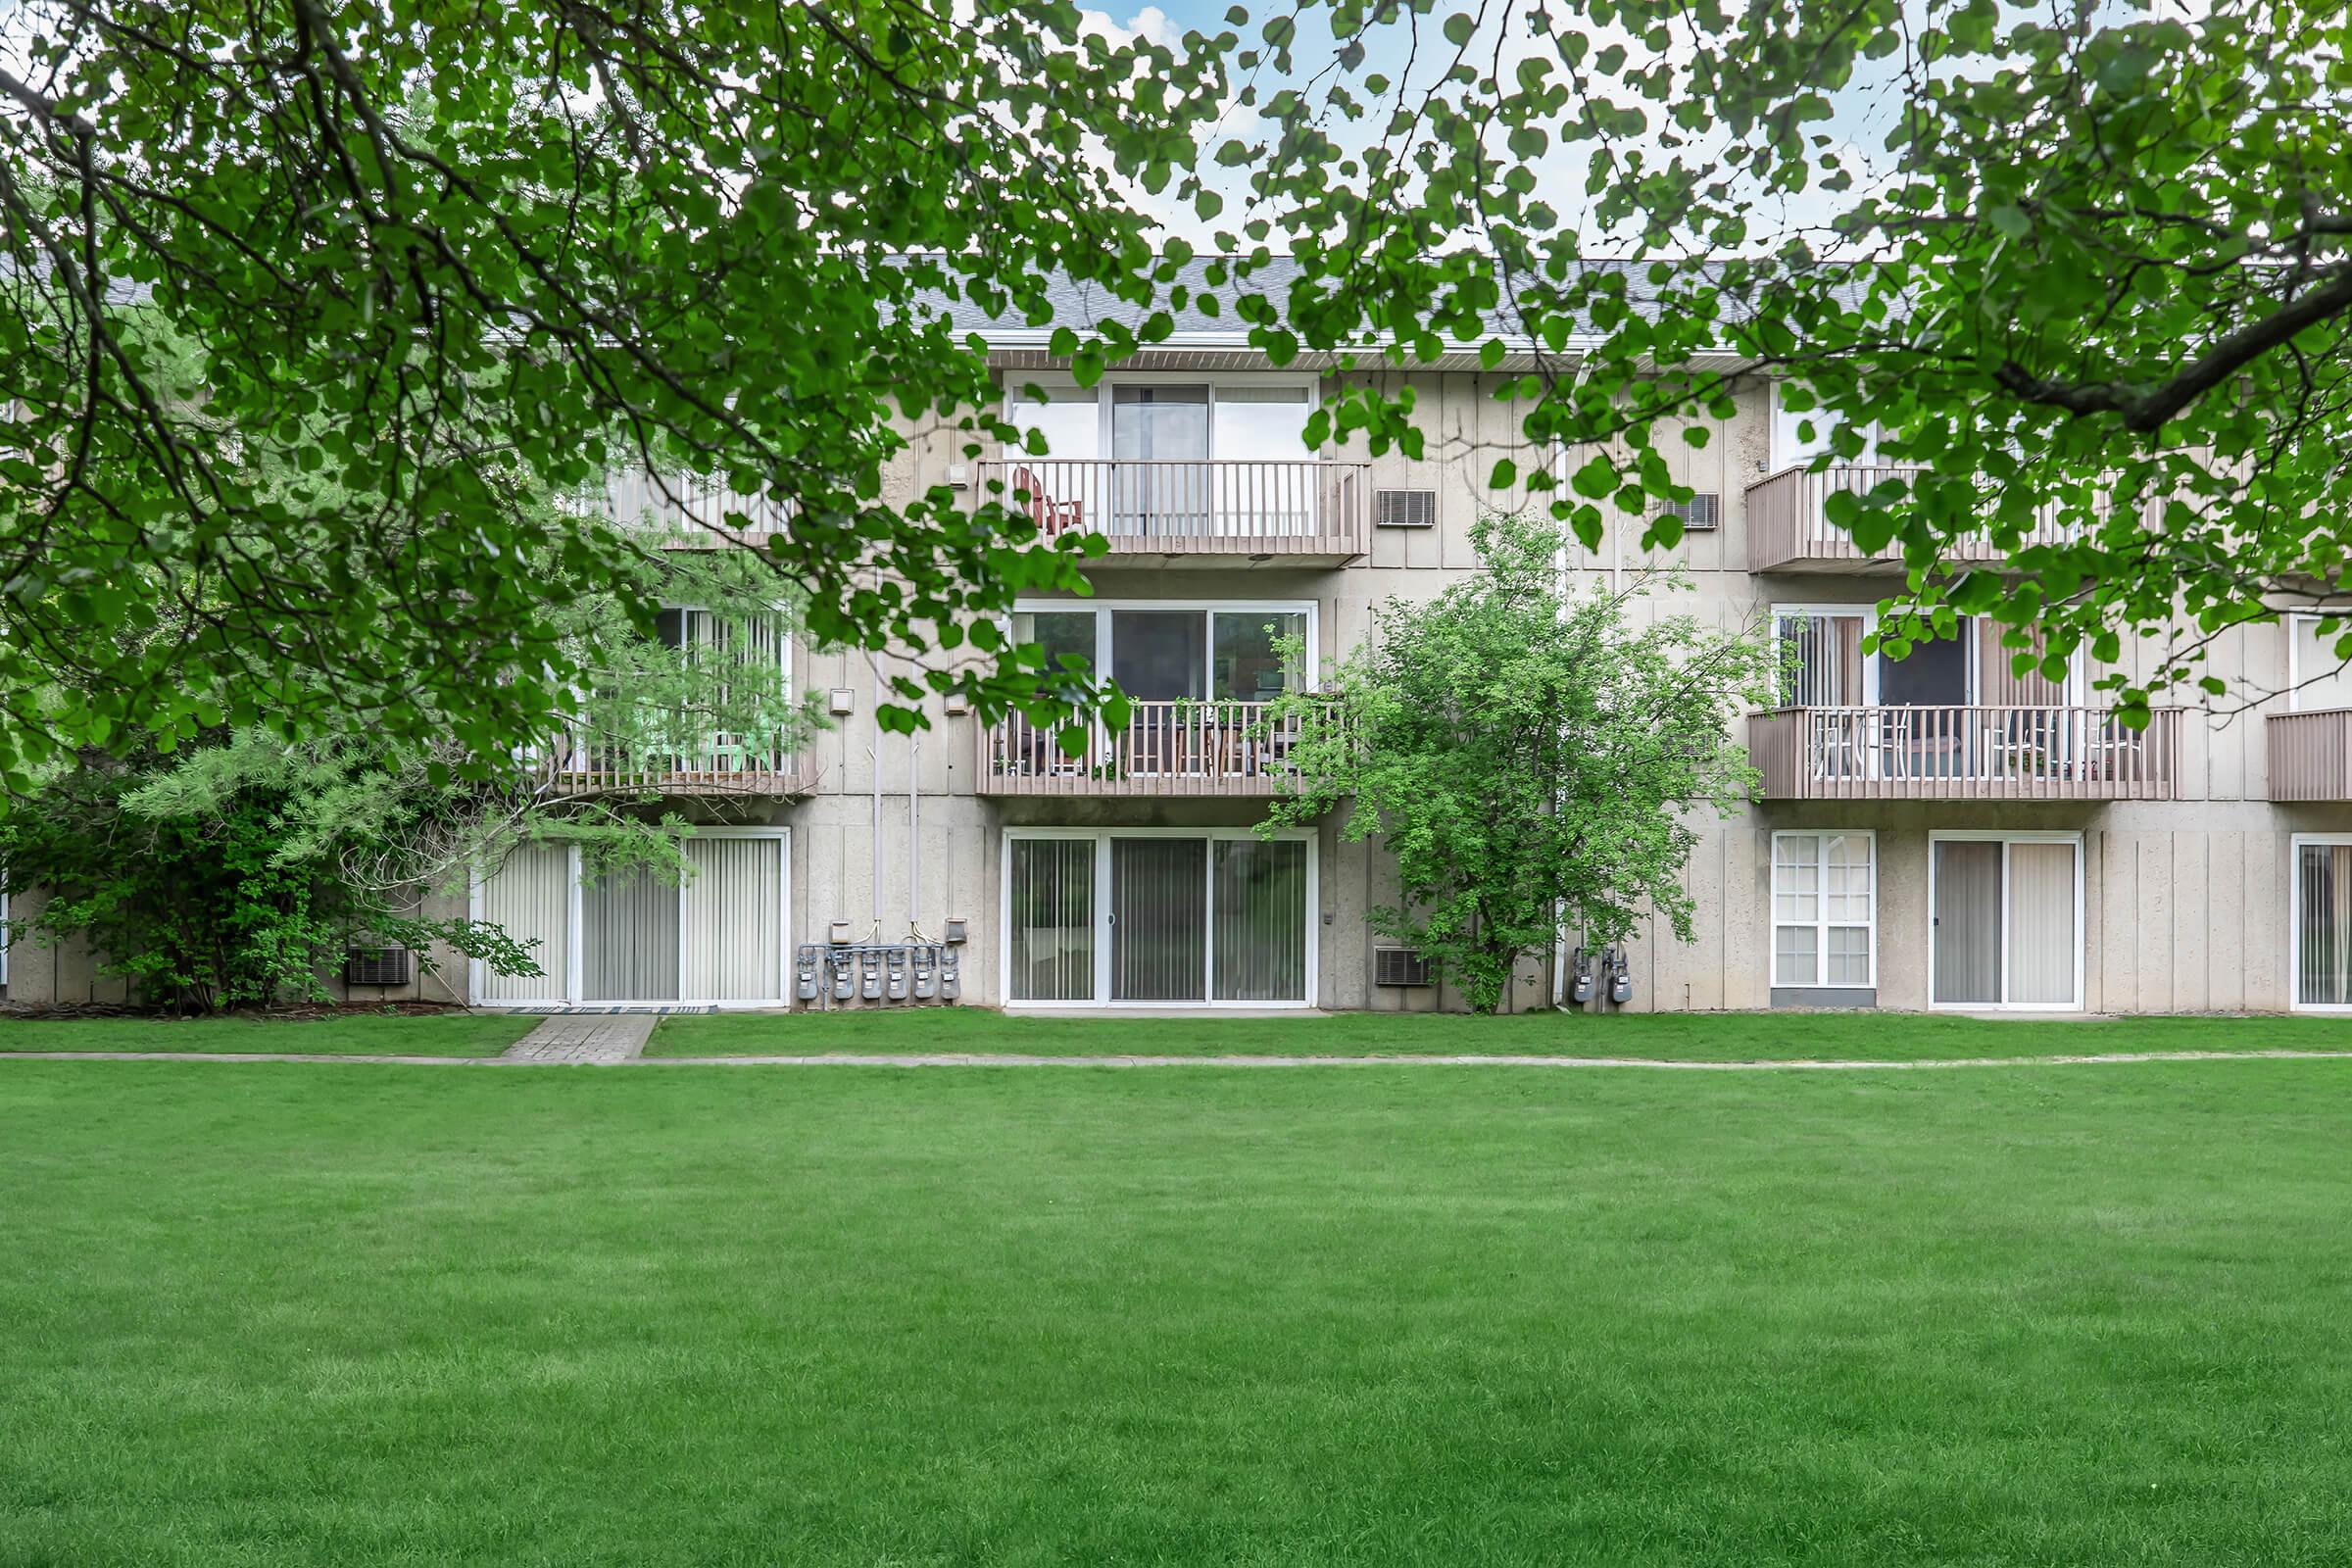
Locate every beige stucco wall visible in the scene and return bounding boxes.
[8,360,2326,1016]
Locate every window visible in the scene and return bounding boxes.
[2287,614,2352,711]
[1929,833,2082,1009]
[1773,607,2075,710]
[1007,379,1317,463]
[1771,381,1877,470]
[1009,603,1313,702]
[471,831,790,1006]
[1772,832,1875,989]
[1004,830,1316,1005]
[2292,837,2352,1009]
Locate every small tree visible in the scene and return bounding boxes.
[1264,514,1772,1014]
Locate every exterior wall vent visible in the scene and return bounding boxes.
[1661,492,1721,532]
[1374,946,1435,987]
[345,947,413,988]
[1374,488,1438,529]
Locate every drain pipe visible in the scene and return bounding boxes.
[907,712,922,938]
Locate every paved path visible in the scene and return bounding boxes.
[5,1048,2352,1070]
[499,1012,656,1063]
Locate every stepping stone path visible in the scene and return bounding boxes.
[499,1012,657,1064]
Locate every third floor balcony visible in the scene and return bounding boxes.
[979,457,1368,565]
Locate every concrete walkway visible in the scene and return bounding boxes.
[4,1048,2352,1070]
[499,1011,656,1063]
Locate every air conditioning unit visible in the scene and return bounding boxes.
[1373,946,1435,987]
[344,947,413,988]
[1374,488,1438,528]
[1660,492,1720,532]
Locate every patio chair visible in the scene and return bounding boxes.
[1010,466,1083,537]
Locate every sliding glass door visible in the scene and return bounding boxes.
[1930,835,2082,1008]
[1004,831,1315,1005]
[473,832,790,1005]
[2293,838,2352,1008]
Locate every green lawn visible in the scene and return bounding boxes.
[648,1004,2352,1059]
[0,1010,533,1056]
[4,1061,2349,1564]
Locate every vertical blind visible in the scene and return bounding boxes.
[2298,844,2352,1005]
[680,837,783,1002]
[1931,840,2003,1004]
[2004,843,2078,1005]
[583,867,681,1002]
[1212,839,1307,1002]
[1112,838,1208,1002]
[478,844,570,1003]
[1008,838,1096,1002]
[1779,614,1866,706]
[1933,839,2078,1006]
[481,836,786,1004]
[1009,834,1310,1004]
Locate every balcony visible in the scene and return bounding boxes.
[981,701,1301,797]
[599,469,788,547]
[978,459,1368,565]
[537,739,820,798]
[1745,466,2080,574]
[1750,707,2181,800]
[2268,710,2352,801]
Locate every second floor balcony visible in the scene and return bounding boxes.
[1749,706,2182,801]
[536,735,820,799]
[981,701,1302,797]
[1746,465,2082,574]
[2267,709,2352,801]
[979,458,1369,564]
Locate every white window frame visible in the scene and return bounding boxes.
[1771,603,1884,707]
[1003,371,1325,462]
[1925,830,2085,1011]
[2288,833,2352,1012]
[1771,604,2083,709]
[2284,613,2352,712]
[1770,380,1878,472]
[1012,599,1320,697]
[1770,830,1878,990]
[467,826,792,1009]
[1000,826,1320,1009]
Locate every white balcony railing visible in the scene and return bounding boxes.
[979,459,1367,555]
[982,700,1302,796]
[1750,706,2180,800]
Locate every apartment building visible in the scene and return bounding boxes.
[13,273,2352,1014]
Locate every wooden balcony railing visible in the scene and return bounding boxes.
[2267,710,2352,801]
[1745,466,2083,573]
[537,737,818,797]
[981,700,1303,796]
[978,459,1368,559]
[1749,707,2181,800]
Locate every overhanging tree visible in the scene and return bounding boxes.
[0,543,817,1010]
[6,0,2346,771]
[1262,513,1771,1013]
[1213,0,2352,712]
[0,0,1236,780]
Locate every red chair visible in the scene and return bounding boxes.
[1010,466,1083,536]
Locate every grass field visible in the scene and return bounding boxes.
[4,1058,2349,1564]
[646,1004,2352,1059]
[0,1011,533,1055]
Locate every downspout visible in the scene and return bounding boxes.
[908,718,921,938]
